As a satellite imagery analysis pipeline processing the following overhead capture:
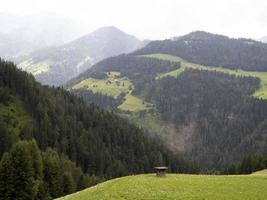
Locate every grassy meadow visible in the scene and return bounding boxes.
[72,72,132,98]
[58,172,267,200]
[72,71,153,112]
[118,94,152,112]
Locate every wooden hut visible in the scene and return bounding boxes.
[154,166,168,177]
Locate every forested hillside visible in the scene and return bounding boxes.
[0,59,194,199]
[145,70,267,168]
[133,31,267,71]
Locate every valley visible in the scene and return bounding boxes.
[1,14,267,199]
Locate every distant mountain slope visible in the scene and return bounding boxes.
[16,26,145,86]
[133,31,267,71]
[0,12,84,58]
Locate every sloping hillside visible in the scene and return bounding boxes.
[133,31,267,71]
[16,26,144,86]
[67,33,267,170]
[57,173,267,200]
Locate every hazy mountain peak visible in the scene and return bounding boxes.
[92,26,126,34]
[178,31,227,41]
[16,26,144,86]
[259,36,267,43]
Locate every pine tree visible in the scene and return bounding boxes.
[0,153,13,200]
[62,172,75,195]
[0,141,36,200]
[43,148,63,198]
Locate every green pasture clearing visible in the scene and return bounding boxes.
[72,72,132,98]
[58,173,267,200]
[118,94,152,112]
[18,59,51,75]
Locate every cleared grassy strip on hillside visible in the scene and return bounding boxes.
[72,72,153,112]
[142,54,267,99]
[17,59,51,75]
[118,94,153,112]
[58,173,267,200]
[72,72,132,98]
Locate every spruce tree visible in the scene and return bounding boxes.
[0,153,13,200]
[43,148,63,198]
[0,141,35,200]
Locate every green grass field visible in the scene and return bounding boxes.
[72,72,132,98]
[143,54,267,99]
[252,169,267,175]
[72,72,153,112]
[58,172,267,200]
[118,94,153,112]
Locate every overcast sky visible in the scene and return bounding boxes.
[1,0,267,40]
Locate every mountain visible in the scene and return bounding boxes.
[133,31,267,71]
[67,31,267,170]
[16,26,145,86]
[259,36,267,43]
[0,13,84,58]
[0,59,193,199]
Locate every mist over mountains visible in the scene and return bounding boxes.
[0,12,85,58]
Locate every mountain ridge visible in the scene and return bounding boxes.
[16,26,145,86]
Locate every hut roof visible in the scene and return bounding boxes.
[154,166,168,170]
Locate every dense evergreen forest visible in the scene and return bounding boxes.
[224,154,267,174]
[0,59,196,199]
[145,70,267,168]
[71,89,123,112]
[133,31,267,71]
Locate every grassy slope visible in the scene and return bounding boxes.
[58,173,267,200]
[17,59,51,75]
[72,72,132,98]
[118,94,152,112]
[143,54,267,99]
[0,91,32,134]
[252,169,267,175]
[72,71,152,112]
